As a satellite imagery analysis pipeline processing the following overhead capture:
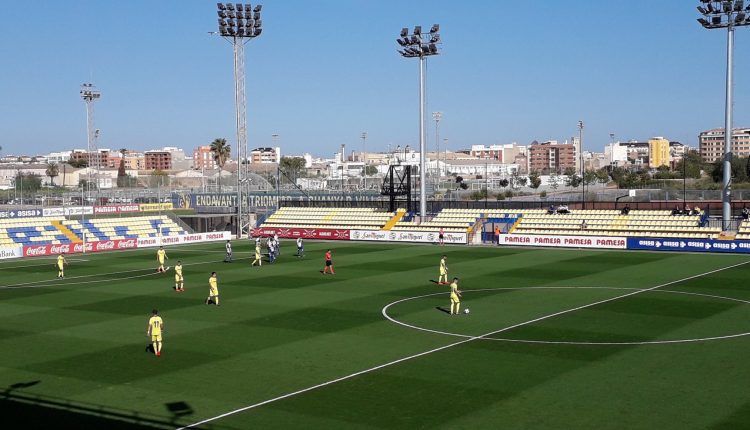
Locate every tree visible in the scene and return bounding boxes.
[280,156,307,184]
[68,158,88,168]
[515,176,528,187]
[209,138,231,193]
[469,188,487,201]
[45,162,59,186]
[117,149,128,188]
[583,169,597,185]
[15,173,42,192]
[548,172,560,190]
[528,171,542,189]
[595,168,610,184]
[362,165,378,176]
[674,150,703,179]
[149,169,170,188]
[711,156,750,183]
[498,178,509,188]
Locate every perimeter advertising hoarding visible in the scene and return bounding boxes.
[136,231,231,248]
[251,227,351,241]
[350,229,468,244]
[627,237,750,254]
[23,239,138,257]
[172,192,381,213]
[499,234,627,249]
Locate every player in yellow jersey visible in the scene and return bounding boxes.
[156,246,168,273]
[438,255,448,285]
[57,253,67,279]
[205,272,220,306]
[174,260,185,292]
[449,278,462,315]
[251,243,262,266]
[146,309,164,357]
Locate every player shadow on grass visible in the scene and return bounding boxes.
[435,306,451,314]
[2,380,188,429]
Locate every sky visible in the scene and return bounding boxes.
[0,0,748,158]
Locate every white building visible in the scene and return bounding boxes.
[47,151,72,163]
[443,159,519,177]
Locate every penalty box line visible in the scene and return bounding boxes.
[176,259,750,430]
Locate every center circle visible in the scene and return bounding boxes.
[382,287,750,346]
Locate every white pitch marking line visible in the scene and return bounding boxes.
[382,286,750,345]
[0,258,90,271]
[175,259,750,430]
[0,255,246,290]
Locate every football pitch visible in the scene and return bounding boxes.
[2,241,750,429]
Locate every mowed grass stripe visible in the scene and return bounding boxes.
[0,242,747,430]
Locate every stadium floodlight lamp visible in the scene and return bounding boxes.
[400,28,408,37]
[217,3,262,39]
[696,1,750,230]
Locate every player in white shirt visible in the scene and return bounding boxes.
[296,238,304,258]
[224,240,233,263]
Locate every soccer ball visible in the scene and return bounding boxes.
[464,308,470,314]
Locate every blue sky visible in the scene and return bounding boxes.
[0,0,748,157]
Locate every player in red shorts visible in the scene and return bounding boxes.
[323,249,335,275]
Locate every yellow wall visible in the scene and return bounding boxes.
[648,138,670,168]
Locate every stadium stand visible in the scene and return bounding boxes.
[265,207,722,239]
[261,207,395,230]
[63,215,189,241]
[0,217,73,247]
[0,215,190,247]
[736,220,750,240]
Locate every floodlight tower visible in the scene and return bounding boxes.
[80,83,101,198]
[432,111,442,188]
[397,24,441,222]
[360,132,368,188]
[215,2,263,238]
[697,0,750,229]
[578,120,584,209]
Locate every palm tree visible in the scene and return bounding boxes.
[45,162,59,187]
[209,138,231,193]
[117,149,128,188]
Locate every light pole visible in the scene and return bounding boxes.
[80,83,101,203]
[360,132,367,189]
[214,2,263,238]
[432,112,442,190]
[578,120,584,209]
[609,132,615,169]
[272,133,279,206]
[697,1,749,229]
[397,24,441,222]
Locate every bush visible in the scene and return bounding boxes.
[540,191,547,198]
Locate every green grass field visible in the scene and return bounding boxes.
[2,241,750,429]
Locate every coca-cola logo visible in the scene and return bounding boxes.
[50,244,70,254]
[118,239,137,249]
[95,241,116,251]
[25,245,49,257]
